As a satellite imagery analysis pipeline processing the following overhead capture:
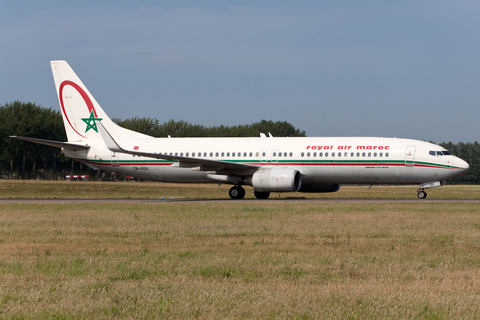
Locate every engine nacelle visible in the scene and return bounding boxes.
[299,183,341,193]
[251,168,301,192]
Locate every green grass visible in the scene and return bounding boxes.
[1,202,480,318]
[1,180,480,199]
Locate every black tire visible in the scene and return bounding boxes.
[254,190,270,199]
[229,186,245,199]
[238,187,246,199]
[417,190,427,199]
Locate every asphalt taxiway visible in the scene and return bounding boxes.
[1,198,480,204]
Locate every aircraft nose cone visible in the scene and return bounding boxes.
[456,157,470,170]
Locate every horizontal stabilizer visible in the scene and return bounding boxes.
[10,136,90,150]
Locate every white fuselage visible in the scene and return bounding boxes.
[65,136,468,185]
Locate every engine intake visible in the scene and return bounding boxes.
[251,168,301,192]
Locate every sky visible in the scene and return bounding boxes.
[1,0,480,143]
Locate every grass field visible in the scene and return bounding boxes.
[1,181,480,318]
[1,180,480,199]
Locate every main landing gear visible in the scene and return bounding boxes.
[417,189,427,199]
[228,186,271,200]
[229,185,246,199]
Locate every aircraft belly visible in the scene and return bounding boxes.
[299,166,360,184]
[161,167,210,183]
[116,167,152,180]
[298,165,434,185]
[397,167,451,184]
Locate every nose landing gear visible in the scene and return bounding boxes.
[417,189,427,199]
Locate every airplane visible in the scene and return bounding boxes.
[12,60,469,200]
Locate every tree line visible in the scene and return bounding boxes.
[0,101,478,184]
[0,102,305,180]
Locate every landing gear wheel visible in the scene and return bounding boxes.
[254,191,270,199]
[417,190,427,199]
[229,186,245,199]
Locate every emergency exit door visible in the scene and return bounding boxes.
[405,146,415,167]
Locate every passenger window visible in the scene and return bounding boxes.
[379,153,383,157]
[262,152,266,157]
[351,152,354,157]
[325,152,329,157]
[368,152,371,157]
[344,152,348,157]
[319,152,323,157]
[374,152,377,157]
[215,152,219,157]
[250,152,253,157]
[244,152,247,157]
[332,152,335,157]
[338,152,341,157]
[273,152,276,157]
[289,152,293,157]
[226,152,230,157]
[186,153,189,157]
[362,152,366,157]
[307,152,310,157]
[284,152,287,157]
[232,152,235,157]
[386,152,389,157]
[256,152,259,157]
[313,152,316,157]
[278,153,282,157]
[301,152,305,157]
[357,152,360,157]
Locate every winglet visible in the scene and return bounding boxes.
[97,122,124,153]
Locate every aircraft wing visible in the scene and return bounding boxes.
[97,123,260,175]
[10,136,90,150]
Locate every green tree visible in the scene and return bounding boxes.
[440,141,480,184]
[0,101,66,179]
[113,118,306,137]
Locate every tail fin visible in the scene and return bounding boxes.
[50,60,151,142]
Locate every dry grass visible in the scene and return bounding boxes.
[1,201,480,318]
[1,180,480,199]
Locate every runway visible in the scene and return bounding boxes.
[1,198,480,204]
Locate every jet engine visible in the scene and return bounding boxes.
[250,168,301,192]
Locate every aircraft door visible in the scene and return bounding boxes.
[405,146,415,167]
[111,152,119,167]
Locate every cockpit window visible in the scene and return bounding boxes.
[430,150,451,156]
